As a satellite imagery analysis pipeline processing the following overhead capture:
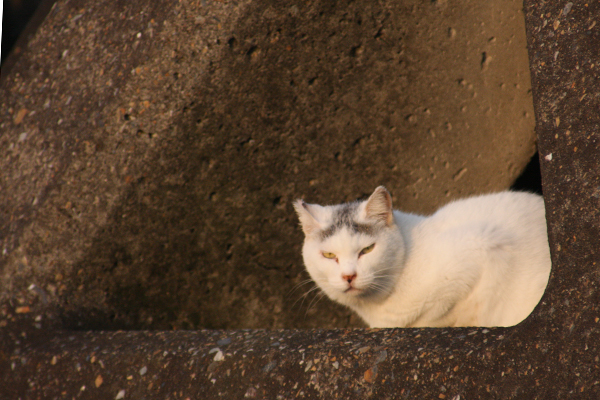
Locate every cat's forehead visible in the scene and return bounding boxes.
[333,201,360,224]
[319,201,379,241]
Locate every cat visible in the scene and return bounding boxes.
[293,186,551,327]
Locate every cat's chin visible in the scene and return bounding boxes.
[335,286,389,305]
[343,287,363,295]
[325,288,361,305]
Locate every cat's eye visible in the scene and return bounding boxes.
[359,243,375,256]
[322,252,337,259]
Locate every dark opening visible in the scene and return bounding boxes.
[511,152,542,195]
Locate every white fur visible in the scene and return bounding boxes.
[294,188,551,327]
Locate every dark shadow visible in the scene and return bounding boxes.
[1,0,56,76]
[59,0,400,331]
[511,152,542,194]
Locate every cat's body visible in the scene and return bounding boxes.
[294,187,551,327]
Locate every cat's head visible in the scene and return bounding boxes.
[293,186,405,307]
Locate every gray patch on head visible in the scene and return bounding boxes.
[319,201,382,240]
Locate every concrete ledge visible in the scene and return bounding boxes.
[1,0,600,398]
[0,321,575,399]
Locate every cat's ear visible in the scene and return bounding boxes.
[293,200,324,236]
[364,186,394,225]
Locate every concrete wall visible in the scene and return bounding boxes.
[1,0,600,398]
[0,0,535,331]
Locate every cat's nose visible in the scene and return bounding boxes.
[342,274,357,284]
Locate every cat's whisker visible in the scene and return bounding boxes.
[365,283,389,295]
[291,293,308,310]
[287,278,316,296]
[304,284,322,296]
[369,275,396,281]
[365,279,389,286]
[313,292,328,309]
[363,268,397,277]
[362,274,396,283]
[305,291,327,319]
[293,284,322,311]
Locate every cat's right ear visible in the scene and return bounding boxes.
[293,200,323,236]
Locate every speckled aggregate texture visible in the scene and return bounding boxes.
[0,0,536,330]
[1,0,599,398]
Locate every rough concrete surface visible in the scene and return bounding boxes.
[1,0,536,330]
[2,0,599,398]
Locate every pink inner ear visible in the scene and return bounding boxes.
[294,200,322,235]
[365,187,393,224]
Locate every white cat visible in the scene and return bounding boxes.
[294,187,551,327]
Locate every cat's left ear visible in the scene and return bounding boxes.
[293,200,324,236]
[363,186,394,226]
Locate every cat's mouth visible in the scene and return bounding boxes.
[344,286,362,294]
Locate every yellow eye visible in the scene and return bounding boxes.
[360,244,375,256]
[322,252,337,259]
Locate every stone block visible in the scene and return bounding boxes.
[0,0,536,330]
[3,0,599,397]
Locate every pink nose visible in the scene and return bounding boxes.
[342,274,357,284]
